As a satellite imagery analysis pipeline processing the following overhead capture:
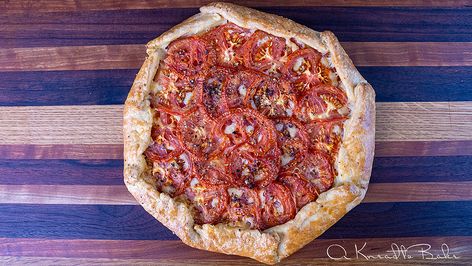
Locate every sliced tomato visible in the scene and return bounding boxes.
[213,108,277,156]
[313,84,348,110]
[202,67,230,118]
[145,112,182,162]
[279,139,308,171]
[296,84,349,122]
[278,173,318,209]
[306,120,345,155]
[250,78,296,118]
[227,187,262,229]
[186,183,229,225]
[259,182,296,229]
[282,48,322,93]
[225,70,261,109]
[178,108,217,158]
[195,158,233,186]
[151,68,202,115]
[152,152,193,197]
[274,118,309,143]
[242,30,286,75]
[292,151,334,193]
[227,149,277,189]
[204,23,251,67]
[164,36,210,78]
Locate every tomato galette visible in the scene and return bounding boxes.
[124,2,375,264]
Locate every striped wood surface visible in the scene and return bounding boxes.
[1,1,472,265]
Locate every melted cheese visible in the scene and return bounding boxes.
[224,122,237,134]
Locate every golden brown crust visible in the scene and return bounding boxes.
[124,2,375,264]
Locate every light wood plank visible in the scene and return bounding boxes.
[0,237,470,263]
[2,0,469,14]
[0,102,471,145]
[1,43,471,72]
[376,102,472,142]
[1,182,471,205]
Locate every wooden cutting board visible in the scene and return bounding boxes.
[1,1,471,265]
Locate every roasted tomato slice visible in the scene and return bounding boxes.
[195,158,233,186]
[227,187,262,229]
[225,70,261,109]
[273,118,310,170]
[306,120,345,155]
[165,36,210,78]
[186,181,229,225]
[178,108,217,158]
[259,182,296,229]
[293,151,334,193]
[151,67,202,115]
[214,108,277,156]
[296,84,348,122]
[250,78,296,118]
[145,112,182,162]
[202,67,230,118]
[204,23,251,67]
[242,30,286,75]
[152,152,193,197]
[278,173,318,210]
[274,118,309,143]
[279,139,308,171]
[282,48,322,93]
[228,149,278,188]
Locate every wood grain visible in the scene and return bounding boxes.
[1,141,471,160]
[0,237,470,262]
[1,182,471,205]
[2,0,470,14]
[0,144,124,160]
[1,43,472,72]
[1,257,470,266]
[2,67,471,106]
[342,42,472,66]
[0,159,124,185]
[0,202,470,239]
[376,102,472,141]
[1,155,470,185]
[375,141,472,157]
[372,155,472,183]
[1,102,470,144]
[0,45,143,72]
[3,7,472,48]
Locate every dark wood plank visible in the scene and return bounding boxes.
[2,7,472,48]
[0,144,124,160]
[1,43,471,72]
[359,67,472,102]
[372,156,472,183]
[343,42,472,66]
[1,156,471,185]
[1,141,471,160]
[1,237,470,262]
[0,202,470,240]
[1,67,471,106]
[0,159,123,185]
[0,70,136,106]
[2,0,470,14]
[0,45,144,72]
